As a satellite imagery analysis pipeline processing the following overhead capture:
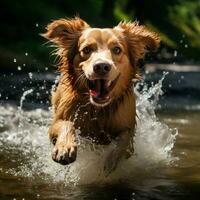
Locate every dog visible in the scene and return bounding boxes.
[42,17,159,174]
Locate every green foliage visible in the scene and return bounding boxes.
[168,0,200,46]
[115,0,200,60]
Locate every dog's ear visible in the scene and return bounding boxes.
[115,21,160,78]
[41,17,89,70]
[41,17,89,46]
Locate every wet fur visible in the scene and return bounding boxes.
[42,17,160,172]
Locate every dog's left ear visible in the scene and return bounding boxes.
[115,21,160,78]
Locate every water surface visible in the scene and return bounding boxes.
[0,73,199,200]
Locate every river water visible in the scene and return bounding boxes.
[0,69,200,200]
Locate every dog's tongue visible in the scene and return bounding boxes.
[89,79,108,99]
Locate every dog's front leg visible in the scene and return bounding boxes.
[104,130,131,175]
[48,120,77,165]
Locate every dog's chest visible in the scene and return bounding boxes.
[71,106,117,144]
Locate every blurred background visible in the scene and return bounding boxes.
[1,0,200,72]
[0,0,200,109]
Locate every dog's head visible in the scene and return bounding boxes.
[42,17,160,107]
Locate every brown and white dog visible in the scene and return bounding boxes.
[42,17,159,173]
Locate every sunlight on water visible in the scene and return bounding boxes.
[0,73,178,185]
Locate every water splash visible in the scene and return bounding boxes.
[51,75,60,94]
[134,72,178,167]
[19,89,34,110]
[0,73,178,185]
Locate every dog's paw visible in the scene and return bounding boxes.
[52,144,77,165]
[104,149,121,176]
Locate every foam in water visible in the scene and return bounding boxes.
[0,73,178,185]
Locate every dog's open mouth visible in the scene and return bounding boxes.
[87,75,120,104]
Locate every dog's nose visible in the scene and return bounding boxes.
[93,62,111,75]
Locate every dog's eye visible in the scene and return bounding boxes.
[112,46,121,55]
[82,46,92,55]
[52,137,57,145]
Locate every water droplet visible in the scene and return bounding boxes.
[174,50,177,57]
[17,66,22,71]
[13,58,17,63]
[184,44,188,48]
[45,67,48,71]
[28,72,33,79]
[19,89,34,110]
[36,23,39,27]
[25,52,28,56]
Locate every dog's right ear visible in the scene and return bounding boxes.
[41,17,89,70]
[41,17,89,47]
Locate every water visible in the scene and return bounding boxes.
[0,74,199,200]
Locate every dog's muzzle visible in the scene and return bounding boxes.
[87,74,120,105]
